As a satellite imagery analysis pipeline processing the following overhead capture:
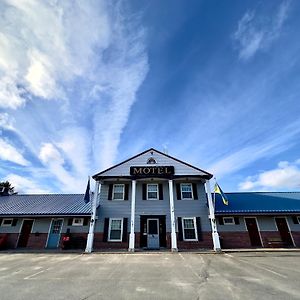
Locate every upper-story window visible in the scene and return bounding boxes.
[181,183,193,200]
[113,184,125,200]
[147,184,158,200]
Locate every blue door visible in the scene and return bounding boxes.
[47,219,63,248]
[147,219,160,249]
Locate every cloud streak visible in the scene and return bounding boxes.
[0,138,30,166]
[233,1,291,60]
[0,0,148,192]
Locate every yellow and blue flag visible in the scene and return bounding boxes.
[214,183,228,205]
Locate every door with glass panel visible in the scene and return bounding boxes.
[147,219,159,249]
[47,219,63,248]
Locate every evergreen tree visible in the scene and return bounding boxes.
[0,181,17,195]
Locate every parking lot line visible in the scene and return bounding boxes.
[224,253,287,278]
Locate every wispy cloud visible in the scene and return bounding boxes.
[0,113,15,131]
[239,159,300,191]
[0,0,148,192]
[233,1,291,60]
[0,138,30,166]
[209,120,300,179]
[5,173,50,194]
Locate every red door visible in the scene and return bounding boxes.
[245,218,262,247]
[17,220,34,248]
[275,217,294,246]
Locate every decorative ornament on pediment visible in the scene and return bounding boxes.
[147,157,157,164]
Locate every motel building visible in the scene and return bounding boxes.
[0,148,300,251]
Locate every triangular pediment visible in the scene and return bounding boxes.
[93,148,212,179]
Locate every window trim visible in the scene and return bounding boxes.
[1,218,13,227]
[147,183,159,200]
[223,217,235,225]
[72,218,84,226]
[108,218,123,242]
[182,217,198,241]
[112,184,125,201]
[180,183,194,200]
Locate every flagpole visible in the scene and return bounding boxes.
[205,179,221,252]
[85,179,100,253]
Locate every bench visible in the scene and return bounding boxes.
[266,237,284,248]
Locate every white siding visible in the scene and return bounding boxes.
[98,150,209,177]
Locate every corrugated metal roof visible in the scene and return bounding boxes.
[215,192,300,215]
[0,194,91,216]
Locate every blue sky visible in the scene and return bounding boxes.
[0,0,300,193]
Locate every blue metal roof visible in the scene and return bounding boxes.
[0,194,91,216]
[215,192,300,215]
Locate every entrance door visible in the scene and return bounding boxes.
[245,218,262,247]
[17,220,34,248]
[275,217,294,246]
[147,219,159,249]
[47,219,63,248]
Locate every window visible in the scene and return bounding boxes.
[72,218,84,226]
[113,184,125,200]
[147,184,158,200]
[1,219,13,227]
[181,183,193,200]
[223,217,235,225]
[182,218,198,241]
[108,218,123,242]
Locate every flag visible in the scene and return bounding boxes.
[214,183,229,205]
[84,178,90,203]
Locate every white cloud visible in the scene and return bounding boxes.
[5,173,50,194]
[239,159,300,191]
[233,1,291,60]
[38,141,87,193]
[0,0,148,192]
[0,113,15,131]
[0,0,111,108]
[0,138,30,166]
[39,143,64,165]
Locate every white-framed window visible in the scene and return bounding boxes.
[113,184,125,200]
[223,217,235,225]
[1,218,13,227]
[108,218,123,242]
[72,218,84,226]
[181,183,193,200]
[182,217,198,241]
[147,184,158,200]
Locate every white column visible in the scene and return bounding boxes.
[168,179,178,251]
[128,180,136,251]
[85,181,101,253]
[205,180,221,252]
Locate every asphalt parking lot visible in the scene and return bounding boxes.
[0,251,299,300]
